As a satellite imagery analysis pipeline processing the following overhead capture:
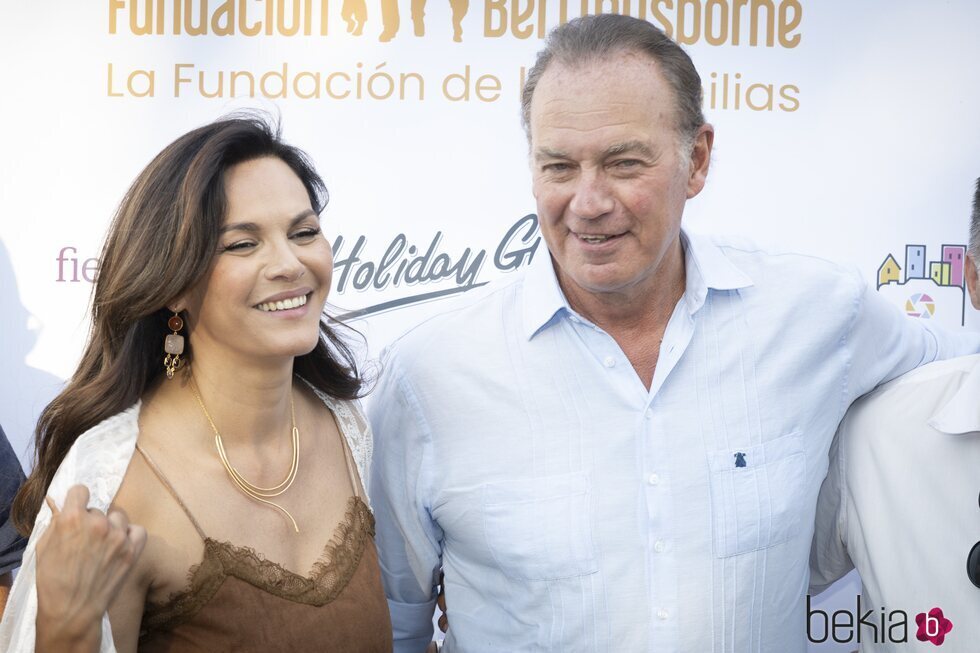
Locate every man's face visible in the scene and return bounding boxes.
[529,52,711,301]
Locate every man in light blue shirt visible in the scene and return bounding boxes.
[369,14,979,652]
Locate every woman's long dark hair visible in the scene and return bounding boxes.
[12,114,363,535]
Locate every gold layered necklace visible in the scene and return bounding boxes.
[190,377,301,533]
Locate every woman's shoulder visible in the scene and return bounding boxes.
[301,383,374,500]
[49,403,142,512]
[301,382,368,432]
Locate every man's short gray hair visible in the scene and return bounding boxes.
[521,14,705,147]
[970,178,980,260]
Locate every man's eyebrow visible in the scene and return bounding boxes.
[220,209,317,234]
[603,141,656,158]
[533,147,569,162]
[533,142,657,162]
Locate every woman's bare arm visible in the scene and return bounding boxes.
[106,562,149,653]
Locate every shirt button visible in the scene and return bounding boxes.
[647,473,660,486]
[645,409,652,419]
[654,540,666,553]
[657,609,670,620]
[603,356,616,368]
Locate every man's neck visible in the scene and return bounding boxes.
[556,241,687,335]
[554,240,687,390]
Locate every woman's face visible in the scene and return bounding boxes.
[180,156,333,365]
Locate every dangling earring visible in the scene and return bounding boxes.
[164,312,184,379]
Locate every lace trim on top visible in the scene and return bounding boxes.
[139,495,375,640]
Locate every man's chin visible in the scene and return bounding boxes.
[565,271,643,298]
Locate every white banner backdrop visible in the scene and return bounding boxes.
[2,2,980,651]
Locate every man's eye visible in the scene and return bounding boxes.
[613,159,641,169]
[544,163,570,172]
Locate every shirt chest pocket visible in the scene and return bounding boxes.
[707,432,806,558]
[481,472,598,581]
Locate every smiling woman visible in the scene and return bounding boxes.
[0,115,393,652]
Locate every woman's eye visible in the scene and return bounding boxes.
[292,227,321,240]
[222,241,255,252]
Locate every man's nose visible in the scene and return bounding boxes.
[568,169,614,219]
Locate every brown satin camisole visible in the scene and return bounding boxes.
[133,441,393,652]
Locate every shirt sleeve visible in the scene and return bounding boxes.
[843,273,980,407]
[809,415,852,593]
[0,426,27,575]
[369,349,444,653]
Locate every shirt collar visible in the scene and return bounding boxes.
[928,357,980,435]
[521,245,570,340]
[680,230,754,314]
[521,228,754,340]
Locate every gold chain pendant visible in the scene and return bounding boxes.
[190,377,301,532]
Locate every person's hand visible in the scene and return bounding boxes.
[436,571,447,633]
[423,572,449,653]
[35,484,146,653]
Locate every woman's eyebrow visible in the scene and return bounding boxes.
[220,209,317,234]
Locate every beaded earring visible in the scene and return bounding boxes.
[164,312,184,379]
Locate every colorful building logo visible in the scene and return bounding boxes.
[905,293,936,318]
[876,244,967,326]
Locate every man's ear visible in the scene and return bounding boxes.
[966,253,980,310]
[686,124,713,199]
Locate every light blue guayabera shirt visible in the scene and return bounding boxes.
[368,231,980,653]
